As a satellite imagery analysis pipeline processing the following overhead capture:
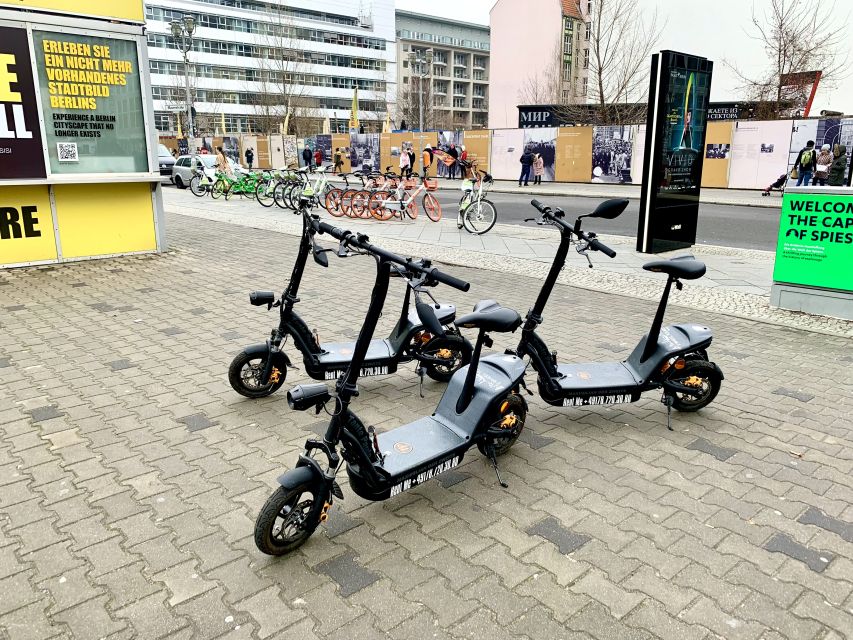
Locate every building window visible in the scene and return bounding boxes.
[582,77,588,96]
[586,21,591,39]
[562,89,571,102]
[583,49,589,68]
[563,60,572,81]
[564,32,572,55]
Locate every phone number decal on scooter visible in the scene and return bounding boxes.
[563,394,633,407]
[324,366,389,380]
[389,456,460,497]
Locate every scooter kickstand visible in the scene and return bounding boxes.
[485,443,509,489]
[662,394,674,431]
[416,366,426,398]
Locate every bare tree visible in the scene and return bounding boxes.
[562,0,663,125]
[248,7,319,136]
[396,76,440,130]
[727,0,850,118]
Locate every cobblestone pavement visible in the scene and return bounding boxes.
[164,189,853,338]
[1,211,852,639]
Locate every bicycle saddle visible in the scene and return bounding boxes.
[642,256,706,280]
[456,300,522,333]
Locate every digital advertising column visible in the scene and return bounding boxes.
[0,0,165,268]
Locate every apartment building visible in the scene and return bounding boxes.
[489,0,589,129]
[145,0,396,135]
[395,10,490,130]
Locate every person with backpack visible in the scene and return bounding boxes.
[519,147,535,187]
[793,140,816,187]
[422,144,434,178]
[302,145,313,170]
[812,144,834,186]
[447,143,459,180]
[407,146,416,177]
[244,147,254,170]
[333,148,344,174]
[828,144,848,186]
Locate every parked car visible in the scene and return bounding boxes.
[157,144,176,181]
[171,154,217,189]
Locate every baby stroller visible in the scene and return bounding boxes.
[762,173,787,196]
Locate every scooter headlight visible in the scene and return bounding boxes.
[287,384,332,412]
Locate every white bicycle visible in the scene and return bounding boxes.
[458,169,497,235]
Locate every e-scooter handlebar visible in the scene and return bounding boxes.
[313,219,471,292]
[528,199,616,258]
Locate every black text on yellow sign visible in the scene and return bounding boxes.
[42,39,133,110]
[0,186,57,264]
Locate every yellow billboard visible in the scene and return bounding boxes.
[0,0,144,22]
[0,185,58,265]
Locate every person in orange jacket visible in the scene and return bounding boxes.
[422,144,434,178]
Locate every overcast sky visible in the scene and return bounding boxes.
[394,0,853,114]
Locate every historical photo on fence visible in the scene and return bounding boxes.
[523,127,556,182]
[435,130,462,178]
[705,144,730,159]
[349,133,380,173]
[592,125,634,183]
[760,143,775,153]
[314,134,332,166]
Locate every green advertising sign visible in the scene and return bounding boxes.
[773,192,853,292]
[32,31,148,174]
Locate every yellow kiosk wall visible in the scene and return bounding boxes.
[0,186,57,265]
[54,183,156,258]
[701,121,734,188]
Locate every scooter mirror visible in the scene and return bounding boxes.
[313,250,329,268]
[416,301,446,338]
[589,198,629,219]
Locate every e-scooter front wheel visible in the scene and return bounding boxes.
[463,199,497,235]
[667,360,722,412]
[254,483,327,556]
[228,351,287,398]
[419,333,472,382]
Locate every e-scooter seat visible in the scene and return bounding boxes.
[456,300,522,333]
[642,257,706,280]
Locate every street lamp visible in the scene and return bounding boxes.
[170,15,196,151]
[408,48,433,132]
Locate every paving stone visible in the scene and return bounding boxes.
[772,387,815,403]
[420,545,488,590]
[315,550,380,598]
[435,469,469,488]
[406,575,478,627]
[797,506,853,543]
[51,595,127,640]
[160,327,186,336]
[26,406,65,423]
[349,579,423,631]
[526,516,591,555]
[572,569,645,620]
[565,601,654,640]
[114,591,187,638]
[176,413,219,432]
[107,359,136,371]
[686,437,737,462]
[624,598,708,640]
[763,532,834,573]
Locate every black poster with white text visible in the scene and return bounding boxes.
[0,27,46,179]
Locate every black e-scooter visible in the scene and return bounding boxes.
[513,199,723,429]
[229,206,472,398]
[254,222,528,556]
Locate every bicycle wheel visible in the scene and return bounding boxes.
[189,175,206,197]
[368,191,391,221]
[350,190,370,218]
[318,184,334,211]
[422,193,442,222]
[256,180,276,207]
[272,182,287,208]
[211,179,227,199]
[340,189,356,217]
[405,197,418,220]
[224,183,236,200]
[463,199,497,235]
[326,189,345,217]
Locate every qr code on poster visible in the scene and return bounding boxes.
[57,142,79,162]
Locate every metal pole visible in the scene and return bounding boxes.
[418,70,423,133]
[183,42,194,152]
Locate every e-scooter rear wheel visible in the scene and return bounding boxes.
[228,351,287,398]
[419,333,472,382]
[667,360,721,411]
[254,483,327,556]
[478,392,527,457]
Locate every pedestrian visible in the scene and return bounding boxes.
[407,146,416,178]
[828,144,848,187]
[215,146,231,177]
[422,144,434,178]
[171,148,178,159]
[460,145,468,163]
[792,140,816,187]
[519,147,535,187]
[302,145,313,170]
[244,147,254,170]
[333,147,344,174]
[399,146,410,178]
[447,143,459,180]
[533,153,544,185]
[314,148,323,169]
[812,144,834,186]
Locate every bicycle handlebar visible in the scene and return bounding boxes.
[313,219,470,292]
[528,199,616,258]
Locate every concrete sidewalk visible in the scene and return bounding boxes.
[163,188,851,337]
